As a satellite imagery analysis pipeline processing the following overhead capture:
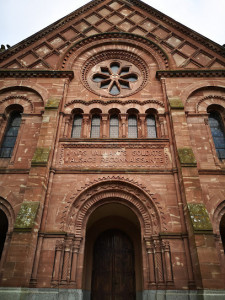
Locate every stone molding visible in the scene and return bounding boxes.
[157,70,225,79]
[0,70,74,79]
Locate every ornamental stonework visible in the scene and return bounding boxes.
[82,50,148,97]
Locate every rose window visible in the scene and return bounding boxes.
[92,62,138,96]
[82,52,148,98]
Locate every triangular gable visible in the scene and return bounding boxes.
[1,0,225,70]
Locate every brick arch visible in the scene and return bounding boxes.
[213,200,225,235]
[182,81,225,106]
[64,99,165,115]
[62,177,166,238]
[197,95,225,113]
[59,32,170,71]
[0,86,45,114]
[0,197,15,234]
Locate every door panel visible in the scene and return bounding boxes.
[91,229,135,300]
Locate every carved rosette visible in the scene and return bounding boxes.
[82,50,148,98]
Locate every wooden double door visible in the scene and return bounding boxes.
[91,229,136,300]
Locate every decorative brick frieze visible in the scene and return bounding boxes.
[156,69,225,79]
[0,70,74,79]
[169,97,184,109]
[31,147,51,166]
[14,201,39,231]
[187,203,213,232]
[177,148,197,166]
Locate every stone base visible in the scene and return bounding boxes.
[0,288,225,300]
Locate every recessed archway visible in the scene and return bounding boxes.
[83,203,142,300]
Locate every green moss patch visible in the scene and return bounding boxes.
[178,148,197,166]
[14,202,39,231]
[45,98,60,109]
[169,97,184,109]
[187,203,213,232]
[31,147,51,166]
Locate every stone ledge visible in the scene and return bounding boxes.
[45,98,60,109]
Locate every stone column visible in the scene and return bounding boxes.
[163,241,173,284]
[63,115,71,138]
[139,114,146,138]
[52,240,64,283]
[144,237,156,285]
[101,114,109,138]
[120,114,127,138]
[70,237,82,285]
[82,114,90,138]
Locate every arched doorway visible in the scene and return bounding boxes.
[220,214,225,252]
[91,229,135,300]
[0,209,8,260]
[83,203,142,300]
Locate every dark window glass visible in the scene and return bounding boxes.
[209,111,225,159]
[0,111,22,158]
[72,115,82,138]
[91,115,101,138]
[128,115,138,138]
[220,215,225,252]
[147,115,157,138]
[110,116,119,138]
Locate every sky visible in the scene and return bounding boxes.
[0,0,225,48]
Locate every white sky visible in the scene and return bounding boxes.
[0,0,225,47]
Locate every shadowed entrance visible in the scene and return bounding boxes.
[91,229,135,300]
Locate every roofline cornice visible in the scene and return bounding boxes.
[0,69,74,79]
[156,69,225,79]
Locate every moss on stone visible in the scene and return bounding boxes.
[45,98,60,109]
[178,148,197,166]
[169,97,184,109]
[187,203,213,231]
[31,147,51,166]
[14,202,39,231]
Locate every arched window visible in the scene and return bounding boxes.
[0,210,8,260]
[72,114,83,138]
[128,115,138,138]
[110,115,119,138]
[146,115,157,138]
[220,214,225,252]
[91,115,101,138]
[0,110,22,158]
[208,111,225,159]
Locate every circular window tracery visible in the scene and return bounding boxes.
[82,51,148,98]
[92,61,138,96]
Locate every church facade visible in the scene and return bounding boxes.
[0,0,225,299]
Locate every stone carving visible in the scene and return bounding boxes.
[82,50,148,98]
[59,176,167,234]
[169,97,184,109]
[58,143,169,169]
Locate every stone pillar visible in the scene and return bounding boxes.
[52,240,64,284]
[139,114,146,138]
[144,237,156,285]
[82,114,90,138]
[63,114,71,138]
[70,237,82,285]
[101,114,109,138]
[120,114,127,138]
